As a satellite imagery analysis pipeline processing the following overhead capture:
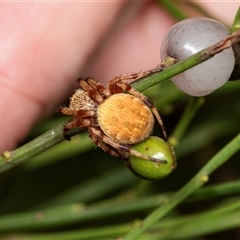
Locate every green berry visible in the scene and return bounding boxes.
[129,136,177,180]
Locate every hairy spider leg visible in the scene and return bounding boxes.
[58,108,95,118]
[89,127,167,163]
[57,108,96,139]
[78,79,105,104]
[77,77,111,104]
[64,118,91,130]
[110,68,163,84]
[108,68,162,93]
[85,78,111,98]
[89,129,121,158]
[109,80,167,140]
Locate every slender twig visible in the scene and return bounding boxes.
[2,206,240,240]
[230,7,240,34]
[158,0,188,21]
[0,124,82,174]
[168,97,204,147]
[131,29,240,92]
[123,133,240,239]
[0,29,240,174]
[1,179,240,232]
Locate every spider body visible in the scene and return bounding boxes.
[97,93,154,144]
[57,69,166,162]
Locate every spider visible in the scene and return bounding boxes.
[57,68,167,163]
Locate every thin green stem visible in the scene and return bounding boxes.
[1,179,240,232]
[0,124,81,174]
[230,6,240,33]
[39,168,137,207]
[0,223,132,240]
[123,133,240,239]
[24,132,93,170]
[189,180,240,202]
[168,97,204,147]
[0,29,239,174]
[2,197,240,239]
[158,0,188,21]
[131,29,240,92]
[2,125,82,173]
[158,199,240,239]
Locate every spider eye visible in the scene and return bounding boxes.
[129,136,177,180]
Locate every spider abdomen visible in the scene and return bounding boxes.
[97,93,154,145]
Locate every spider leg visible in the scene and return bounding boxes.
[110,68,162,85]
[56,107,77,116]
[62,118,91,140]
[108,68,162,94]
[110,81,167,139]
[57,107,96,140]
[77,77,105,104]
[57,107,95,118]
[89,134,121,158]
[89,126,125,159]
[86,78,111,98]
[89,127,167,163]
[65,118,91,130]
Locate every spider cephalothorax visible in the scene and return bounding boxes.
[57,69,166,162]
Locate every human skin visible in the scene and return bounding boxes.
[0,1,238,152]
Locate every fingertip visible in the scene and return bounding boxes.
[0,2,126,152]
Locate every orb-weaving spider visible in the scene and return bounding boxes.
[57,68,167,162]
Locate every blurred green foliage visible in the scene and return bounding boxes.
[0,2,240,240]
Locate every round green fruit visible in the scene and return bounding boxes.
[129,136,177,180]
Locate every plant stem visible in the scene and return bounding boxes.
[123,132,240,239]
[1,179,240,232]
[2,197,240,239]
[230,6,240,33]
[158,1,188,21]
[132,29,240,92]
[0,29,239,174]
[0,124,67,173]
[24,132,93,170]
[40,168,137,207]
[168,97,204,146]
